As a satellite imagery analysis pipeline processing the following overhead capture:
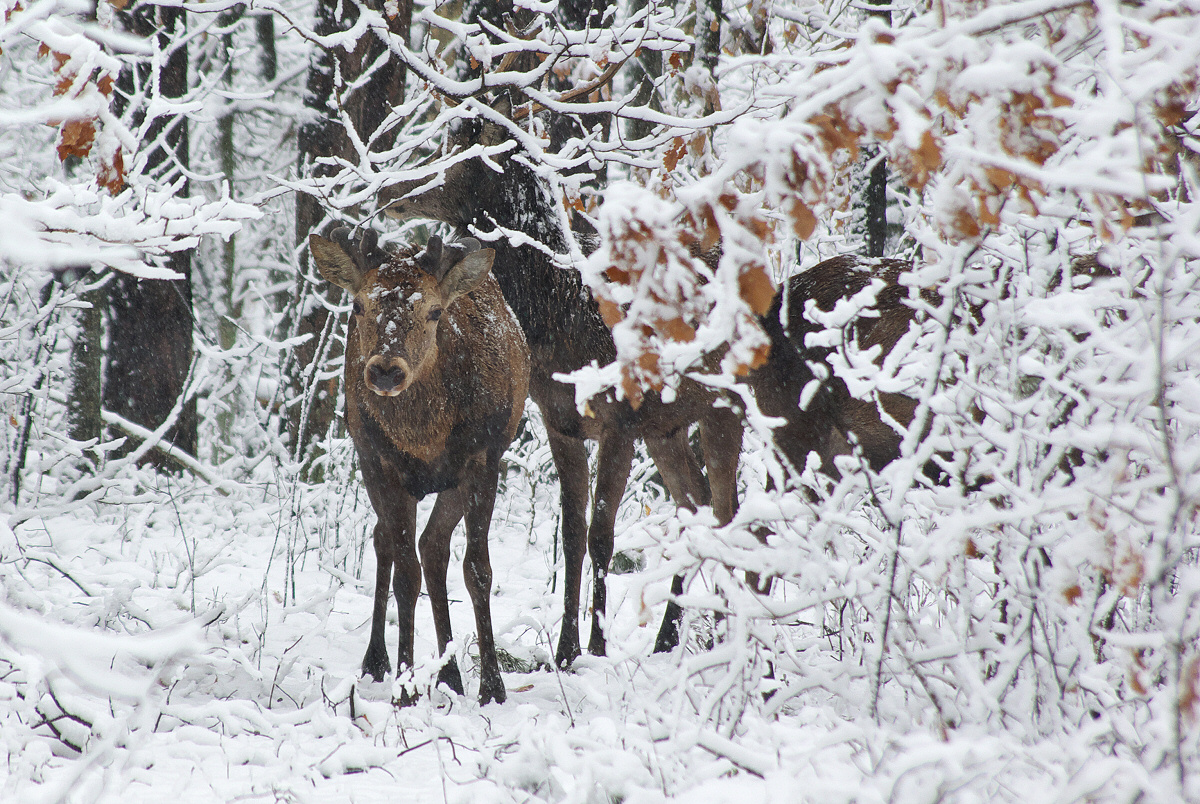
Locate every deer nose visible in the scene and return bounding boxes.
[365,356,410,396]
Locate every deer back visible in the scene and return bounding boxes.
[751,256,925,478]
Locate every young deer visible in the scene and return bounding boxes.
[309,229,530,704]
[378,121,742,666]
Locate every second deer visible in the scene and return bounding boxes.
[379,119,742,667]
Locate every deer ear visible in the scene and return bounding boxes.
[419,235,446,277]
[438,248,494,302]
[309,234,365,293]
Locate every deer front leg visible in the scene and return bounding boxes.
[462,457,505,705]
[419,487,467,696]
[388,492,421,704]
[362,519,394,681]
[645,430,712,653]
[587,434,635,657]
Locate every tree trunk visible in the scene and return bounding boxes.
[626,0,662,144]
[67,274,104,451]
[864,0,891,258]
[256,13,277,83]
[215,7,244,460]
[105,1,196,465]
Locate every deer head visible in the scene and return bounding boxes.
[376,113,514,229]
[309,230,496,396]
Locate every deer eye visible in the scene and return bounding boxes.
[352,299,364,316]
[427,308,443,322]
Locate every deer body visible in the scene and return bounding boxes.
[381,138,741,665]
[310,231,529,704]
[751,255,924,480]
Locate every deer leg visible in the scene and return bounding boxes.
[419,487,467,696]
[463,457,505,705]
[699,407,766,593]
[546,429,590,669]
[587,434,636,657]
[700,407,742,527]
[388,493,421,705]
[362,519,394,681]
[645,430,712,653]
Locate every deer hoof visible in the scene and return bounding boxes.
[361,646,391,682]
[437,658,466,696]
[478,674,506,705]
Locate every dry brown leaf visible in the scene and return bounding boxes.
[57,119,95,160]
[597,296,624,327]
[734,340,771,375]
[663,137,685,172]
[952,208,980,239]
[791,200,817,240]
[984,167,1015,191]
[738,264,775,316]
[98,149,125,195]
[660,317,696,343]
[604,266,631,284]
[1181,657,1200,724]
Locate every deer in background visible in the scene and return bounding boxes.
[379,119,743,667]
[750,253,1110,486]
[749,256,927,483]
[309,229,530,705]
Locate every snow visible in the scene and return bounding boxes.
[3,0,1200,800]
[2,408,1194,802]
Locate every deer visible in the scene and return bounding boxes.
[378,117,743,668]
[748,256,927,483]
[750,252,1117,485]
[308,228,530,705]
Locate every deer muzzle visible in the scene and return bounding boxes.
[365,355,412,396]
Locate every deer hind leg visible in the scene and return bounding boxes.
[645,430,712,653]
[700,406,742,526]
[419,487,467,696]
[462,456,505,704]
[586,434,636,657]
[546,429,590,669]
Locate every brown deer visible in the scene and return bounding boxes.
[751,252,1116,493]
[308,229,530,705]
[378,120,742,667]
[748,256,926,482]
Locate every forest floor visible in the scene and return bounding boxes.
[0,418,1183,803]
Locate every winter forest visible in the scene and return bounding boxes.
[2,0,1199,800]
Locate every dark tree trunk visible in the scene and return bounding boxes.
[864,0,891,258]
[105,2,196,464]
[626,0,662,144]
[548,0,613,230]
[68,275,104,450]
[865,156,888,258]
[215,6,245,459]
[256,13,277,82]
[288,0,411,475]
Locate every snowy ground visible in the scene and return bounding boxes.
[0,418,1185,803]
